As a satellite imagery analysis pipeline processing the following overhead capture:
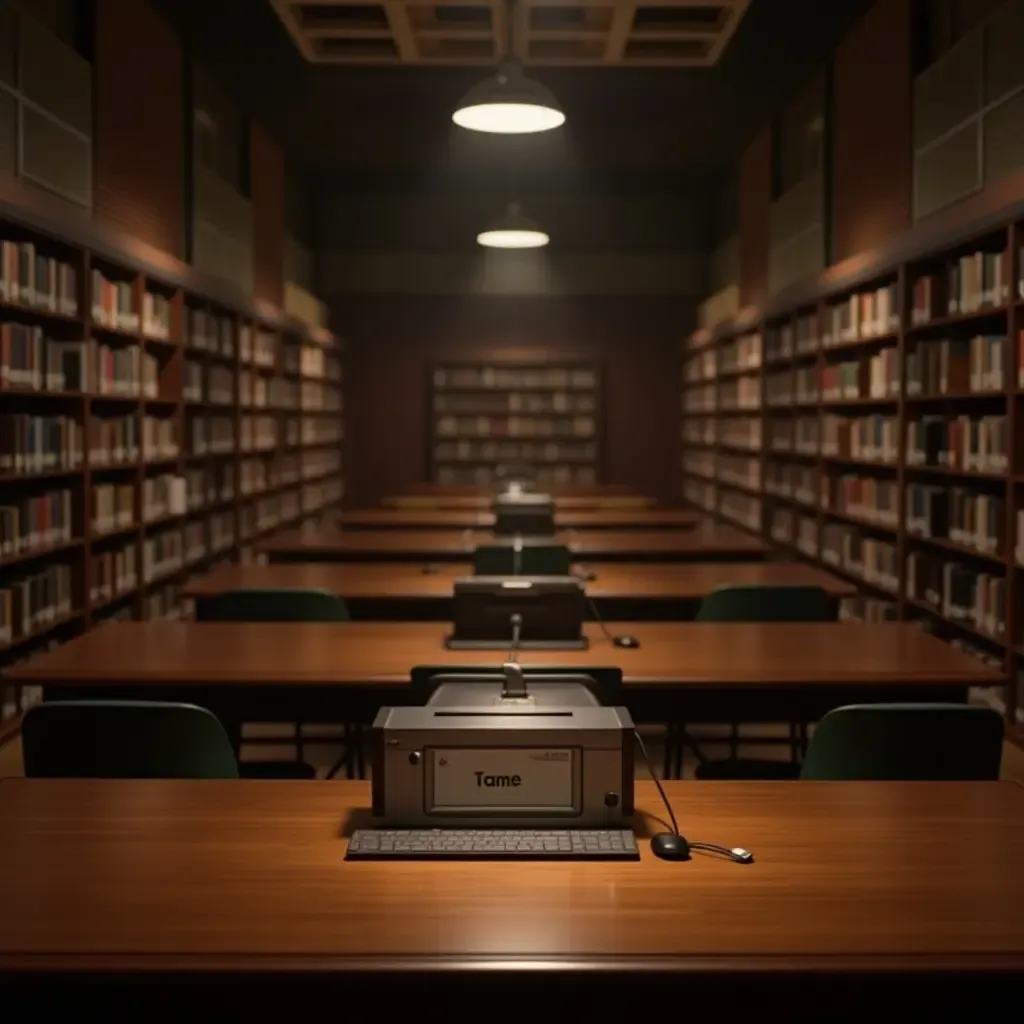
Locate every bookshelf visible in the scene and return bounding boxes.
[0,203,346,742]
[681,194,1024,744]
[429,361,602,487]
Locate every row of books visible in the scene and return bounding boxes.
[435,464,597,486]
[911,249,1012,324]
[240,372,298,409]
[435,416,596,439]
[187,309,235,356]
[765,311,819,361]
[145,583,182,621]
[718,454,760,491]
[435,441,597,464]
[906,553,1005,640]
[302,420,343,446]
[821,525,898,592]
[683,418,718,447]
[301,382,342,412]
[682,452,715,480]
[189,416,236,456]
[141,293,172,341]
[769,417,818,454]
[682,384,716,412]
[718,378,760,411]
[434,392,597,415]
[143,529,183,584]
[0,489,74,557]
[824,282,901,344]
[0,240,79,316]
[718,490,761,532]
[240,416,279,453]
[685,349,716,383]
[241,329,276,368]
[434,367,597,391]
[185,463,234,509]
[906,485,1004,557]
[242,491,302,539]
[92,482,134,535]
[905,335,1008,395]
[0,415,83,474]
[89,543,136,606]
[91,416,177,466]
[768,507,819,555]
[90,270,139,333]
[0,562,74,646]
[184,361,234,404]
[300,476,344,514]
[719,333,762,373]
[906,414,1007,474]
[682,478,716,513]
[822,414,898,464]
[765,463,816,504]
[838,595,898,623]
[827,475,899,528]
[240,457,300,497]
[143,475,187,522]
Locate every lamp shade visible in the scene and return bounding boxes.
[453,62,565,135]
[476,203,549,249]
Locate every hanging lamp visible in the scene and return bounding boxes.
[477,203,549,249]
[452,2,565,135]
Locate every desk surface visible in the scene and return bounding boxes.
[260,524,769,560]
[182,561,856,601]
[382,495,659,510]
[4,621,1000,688]
[0,779,1021,975]
[336,509,700,529]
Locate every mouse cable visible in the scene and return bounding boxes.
[582,588,621,646]
[633,729,754,865]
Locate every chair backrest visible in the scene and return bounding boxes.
[696,584,833,622]
[22,701,241,779]
[196,587,350,622]
[472,543,572,576]
[800,704,1004,781]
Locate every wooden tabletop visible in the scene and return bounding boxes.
[0,779,1021,975]
[260,524,770,561]
[336,508,700,530]
[382,495,659,510]
[4,621,1001,688]
[182,561,856,602]
[405,482,636,497]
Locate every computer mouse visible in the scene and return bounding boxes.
[650,832,691,861]
[613,634,640,649]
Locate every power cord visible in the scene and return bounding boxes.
[633,728,754,865]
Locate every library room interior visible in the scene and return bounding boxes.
[1,0,1023,1008]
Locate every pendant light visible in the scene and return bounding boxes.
[453,2,565,135]
[477,203,549,249]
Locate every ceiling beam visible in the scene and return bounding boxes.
[605,3,635,63]
[384,2,419,61]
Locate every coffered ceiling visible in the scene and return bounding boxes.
[269,1,750,66]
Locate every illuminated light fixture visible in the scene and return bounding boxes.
[453,61,565,135]
[477,203,549,249]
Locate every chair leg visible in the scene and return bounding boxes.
[324,722,352,780]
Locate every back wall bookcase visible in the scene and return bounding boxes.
[681,185,1023,745]
[0,197,345,744]
[430,361,603,487]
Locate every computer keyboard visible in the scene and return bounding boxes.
[345,828,640,860]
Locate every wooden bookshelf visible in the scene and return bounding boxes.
[429,361,602,487]
[0,202,345,741]
[681,187,1024,741]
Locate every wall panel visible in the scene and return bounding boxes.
[738,127,772,307]
[93,0,183,256]
[250,122,285,309]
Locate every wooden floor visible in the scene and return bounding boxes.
[3,721,1023,782]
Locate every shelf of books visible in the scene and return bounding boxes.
[430,362,602,487]
[0,209,345,743]
[681,207,1023,743]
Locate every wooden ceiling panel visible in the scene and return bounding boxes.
[269,1,750,65]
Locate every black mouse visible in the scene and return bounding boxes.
[613,634,640,649]
[420,564,440,575]
[650,832,690,861]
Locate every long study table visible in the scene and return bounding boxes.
[0,779,1021,1004]
[182,561,856,621]
[6,621,1000,734]
[260,523,771,562]
[382,494,659,510]
[336,508,700,530]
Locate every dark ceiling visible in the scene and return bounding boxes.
[154,0,874,181]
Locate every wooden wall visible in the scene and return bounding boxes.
[832,0,914,261]
[338,295,688,506]
[250,122,286,309]
[93,0,184,258]
[738,128,772,308]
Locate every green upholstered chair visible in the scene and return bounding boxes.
[689,584,834,781]
[472,543,573,576]
[196,587,349,623]
[22,701,242,778]
[196,587,350,777]
[799,703,1004,780]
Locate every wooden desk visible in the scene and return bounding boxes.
[0,779,1020,1003]
[182,561,856,622]
[336,508,700,530]
[382,495,658,510]
[6,621,1000,731]
[260,524,770,563]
